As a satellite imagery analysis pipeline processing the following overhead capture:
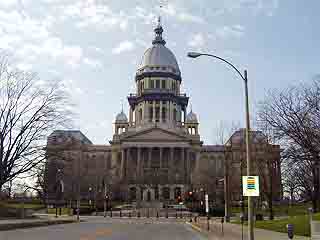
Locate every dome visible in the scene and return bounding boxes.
[139,44,180,74]
[186,110,198,123]
[137,17,180,75]
[115,111,128,123]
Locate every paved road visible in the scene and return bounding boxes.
[0,217,206,240]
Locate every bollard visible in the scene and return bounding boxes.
[157,211,159,218]
[129,212,131,218]
[120,210,122,218]
[221,217,224,236]
[55,206,58,218]
[190,212,193,223]
[138,211,140,218]
[147,208,150,218]
[287,224,294,239]
[110,209,112,218]
[59,207,62,216]
[207,216,210,231]
[240,213,244,240]
[176,212,178,218]
[166,210,168,218]
[180,211,183,219]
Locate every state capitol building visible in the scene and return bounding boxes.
[46,20,282,208]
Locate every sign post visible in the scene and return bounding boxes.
[205,194,209,231]
[242,176,259,197]
[205,194,209,214]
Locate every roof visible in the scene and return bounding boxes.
[48,130,92,144]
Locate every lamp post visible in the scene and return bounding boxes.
[187,52,253,240]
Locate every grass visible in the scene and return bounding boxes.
[232,210,318,237]
[47,208,72,215]
[231,202,312,217]
[0,202,44,210]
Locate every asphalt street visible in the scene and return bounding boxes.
[0,217,207,240]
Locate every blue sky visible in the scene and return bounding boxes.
[0,0,319,144]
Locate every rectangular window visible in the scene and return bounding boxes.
[150,79,154,88]
[161,80,166,89]
[156,79,160,88]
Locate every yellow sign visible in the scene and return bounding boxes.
[242,176,259,196]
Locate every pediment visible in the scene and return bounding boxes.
[123,127,189,142]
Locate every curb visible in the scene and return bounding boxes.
[0,219,78,231]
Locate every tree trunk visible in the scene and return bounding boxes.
[312,162,319,212]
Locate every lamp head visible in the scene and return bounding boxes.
[187,52,202,58]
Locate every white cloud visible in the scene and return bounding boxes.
[59,1,129,32]
[16,62,32,71]
[215,25,245,39]
[0,0,18,8]
[112,41,135,55]
[160,4,206,24]
[188,33,205,48]
[177,12,205,24]
[0,8,86,69]
[83,57,103,68]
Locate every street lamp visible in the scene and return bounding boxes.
[187,51,254,240]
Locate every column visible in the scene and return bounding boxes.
[137,147,141,178]
[170,148,174,168]
[186,148,190,183]
[160,148,163,168]
[195,150,200,173]
[181,147,184,167]
[170,186,174,200]
[141,103,144,124]
[170,147,174,183]
[159,101,162,123]
[152,101,156,123]
[144,101,148,124]
[148,148,152,168]
[121,149,125,179]
[170,101,173,122]
[166,101,170,122]
[129,107,133,126]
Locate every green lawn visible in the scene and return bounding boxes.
[233,212,318,237]
[47,208,72,215]
[0,202,44,210]
[232,203,312,217]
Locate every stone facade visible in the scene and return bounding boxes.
[45,21,282,207]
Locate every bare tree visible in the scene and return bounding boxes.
[257,78,320,211]
[0,53,71,191]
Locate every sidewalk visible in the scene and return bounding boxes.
[190,217,308,240]
[0,215,77,231]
